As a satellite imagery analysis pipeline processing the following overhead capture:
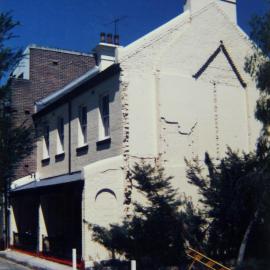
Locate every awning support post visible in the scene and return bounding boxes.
[131,260,136,270]
[72,248,77,270]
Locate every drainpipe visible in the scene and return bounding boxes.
[68,101,72,174]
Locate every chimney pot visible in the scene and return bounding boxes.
[100,32,106,43]
[107,33,113,44]
[114,34,120,45]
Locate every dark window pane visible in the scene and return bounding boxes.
[44,125,50,154]
[79,106,87,143]
[58,117,64,146]
[102,95,109,116]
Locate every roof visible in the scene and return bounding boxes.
[11,172,82,192]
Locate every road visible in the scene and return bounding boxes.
[0,257,31,270]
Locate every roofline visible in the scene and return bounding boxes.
[120,10,190,61]
[33,64,121,119]
[28,44,94,57]
[10,44,95,78]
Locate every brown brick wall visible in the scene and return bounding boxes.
[11,47,96,180]
[30,48,96,106]
[10,78,35,179]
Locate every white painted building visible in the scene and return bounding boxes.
[10,0,260,267]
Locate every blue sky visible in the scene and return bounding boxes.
[1,0,269,54]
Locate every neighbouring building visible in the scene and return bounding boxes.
[5,45,96,258]
[10,45,96,180]
[9,0,260,268]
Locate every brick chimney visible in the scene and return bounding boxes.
[184,0,237,24]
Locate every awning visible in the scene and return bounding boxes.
[11,172,83,192]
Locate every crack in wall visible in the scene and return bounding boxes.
[120,78,133,217]
[161,117,198,136]
[129,155,158,160]
[100,168,120,174]
[212,81,220,158]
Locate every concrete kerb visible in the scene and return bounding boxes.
[0,250,72,270]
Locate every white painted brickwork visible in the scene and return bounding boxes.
[82,156,125,262]
[118,1,260,206]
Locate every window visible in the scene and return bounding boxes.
[78,105,87,145]
[57,117,64,153]
[99,94,110,139]
[43,124,50,159]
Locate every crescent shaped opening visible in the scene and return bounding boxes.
[95,188,117,201]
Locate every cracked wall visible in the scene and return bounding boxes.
[118,2,260,202]
[80,2,261,263]
[82,155,125,262]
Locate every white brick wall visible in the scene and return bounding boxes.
[118,1,260,202]
[82,155,125,262]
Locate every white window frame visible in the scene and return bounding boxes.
[99,93,110,140]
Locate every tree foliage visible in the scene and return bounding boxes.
[183,7,270,268]
[245,8,270,143]
[0,12,35,188]
[92,162,204,270]
[186,149,270,266]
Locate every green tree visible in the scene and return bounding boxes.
[0,12,35,248]
[245,8,270,150]
[92,162,204,270]
[185,149,270,268]
[184,7,270,269]
[243,6,270,268]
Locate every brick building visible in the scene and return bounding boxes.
[10,45,96,180]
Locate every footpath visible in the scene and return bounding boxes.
[0,250,73,270]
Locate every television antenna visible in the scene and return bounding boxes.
[104,16,128,36]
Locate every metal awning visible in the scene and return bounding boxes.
[11,172,83,192]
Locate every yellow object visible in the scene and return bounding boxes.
[187,248,231,270]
